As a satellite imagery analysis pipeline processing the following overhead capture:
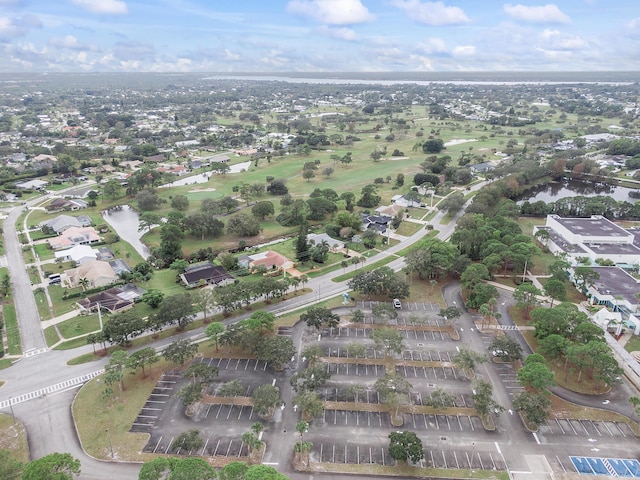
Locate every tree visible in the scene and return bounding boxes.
[405,238,458,280]
[294,222,310,262]
[205,322,225,351]
[489,336,522,362]
[300,306,339,330]
[293,391,324,419]
[372,327,404,357]
[104,350,128,394]
[422,138,444,153]
[197,288,216,323]
[219,380,245,397]
[472,379,503,419]
[163,339,198,366]
[290,365,331,393]
[171,194,190,211]
[451,348,487,379]
[438,192,465,215]
[226,213,262,237]
[21,452,81,480]
[156,292,194,330]
[424,388,456,409]
[251,384,280,416]
[140,289,164,308]
[103,179,122,200]
[517,360,554,392]
[219,461,248,480]
[255,335,296,370]
[171,429,204,454]
[301,344,324,366]
[388,431,424,464]
[375,373,412,401]
[177,383,203,406]
[513,283,541,320]
[573,266,600,292]
[102,310,147,346]
[356,184,381,208]
[245,465,290,480]
[438,306,462,326]
[126,347,159,378]
[543,278,566,307]
[251,201,275,219]
[512,391,552,429]
[185,363,219,384]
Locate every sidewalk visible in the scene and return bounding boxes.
[41,308,83,328]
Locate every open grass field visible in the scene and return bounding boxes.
[43,325,60,347]
[0,414,29,464]
[57,314,101,339]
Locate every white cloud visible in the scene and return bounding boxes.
[286,0,374,25]
[48,35,100,52]
[503,4,570,24]
[539,29,586,50]
[392,0,470,26]
[69,0,128,15]
[0,14,41,41]
[317,25,357,41]
[416,37,448,54]
[453,45,476,56]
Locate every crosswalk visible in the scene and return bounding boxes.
[0,370,104,409]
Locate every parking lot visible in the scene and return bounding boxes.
[539,418,635,438]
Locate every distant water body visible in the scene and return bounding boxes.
[203,71,639,86]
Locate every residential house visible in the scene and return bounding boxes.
[376,204,406,218]
[45,198,88,213]
[238,251,293,273]
[469,162,495,174]
[108,259,132,276]
[48,226,100,250]
[15,179,48,190]
[179,262,234,288]
[391,194,420,208]
[41,214,82,234]
[63,260,119,289]
[361,214,392,233]
[77,284,145,313]
[54,245,98,265]
[308,233,344,252]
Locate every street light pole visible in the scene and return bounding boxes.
[8,396,15,424]
[106,428,114,458]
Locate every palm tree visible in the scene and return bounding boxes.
[300,274,309,290]
[78,277,90,291]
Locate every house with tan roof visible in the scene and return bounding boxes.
[63,260,119,289]
[48,226,100,250]
[238,250,293,273]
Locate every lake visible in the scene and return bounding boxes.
[102,205,150,259]
[517,180,640,204]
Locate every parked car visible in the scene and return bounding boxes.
[393,298,402,309]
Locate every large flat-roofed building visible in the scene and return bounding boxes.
[535,215,640,265]
[547,215,632,245]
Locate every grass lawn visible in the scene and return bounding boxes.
[34,288,51,320]
[57,314,101,339]
[0,358,13,370]
[72,366,162,462]
[625,335,640,354]
[0,414,29,464]
[48,285,79,316]
[395,221,422,237]
[3,303,22,355]
[44,326,61,347]
[33,242,55,261]
[145,268,187,296]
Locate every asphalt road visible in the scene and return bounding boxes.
[4,199,47,352]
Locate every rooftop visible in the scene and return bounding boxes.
[590,267,640,306]
[553,215,630,238]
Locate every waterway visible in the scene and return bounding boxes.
[102,205,150,259]
[517,180,639,204]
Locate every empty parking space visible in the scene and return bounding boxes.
[143,434,249,457]
[323,409,392,428]
[195,357,269,372]
[325,362,386,377]
[356,301,440,312]
[403,413,482,432]
[395,364,460,380]
[130,372,180,434]
[202,403,257,422]
[541,419,633,438]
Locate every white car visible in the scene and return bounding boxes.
[393,299,402,309]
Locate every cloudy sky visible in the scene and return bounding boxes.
[1,0,639,72]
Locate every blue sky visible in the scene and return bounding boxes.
[0,0,638,72]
